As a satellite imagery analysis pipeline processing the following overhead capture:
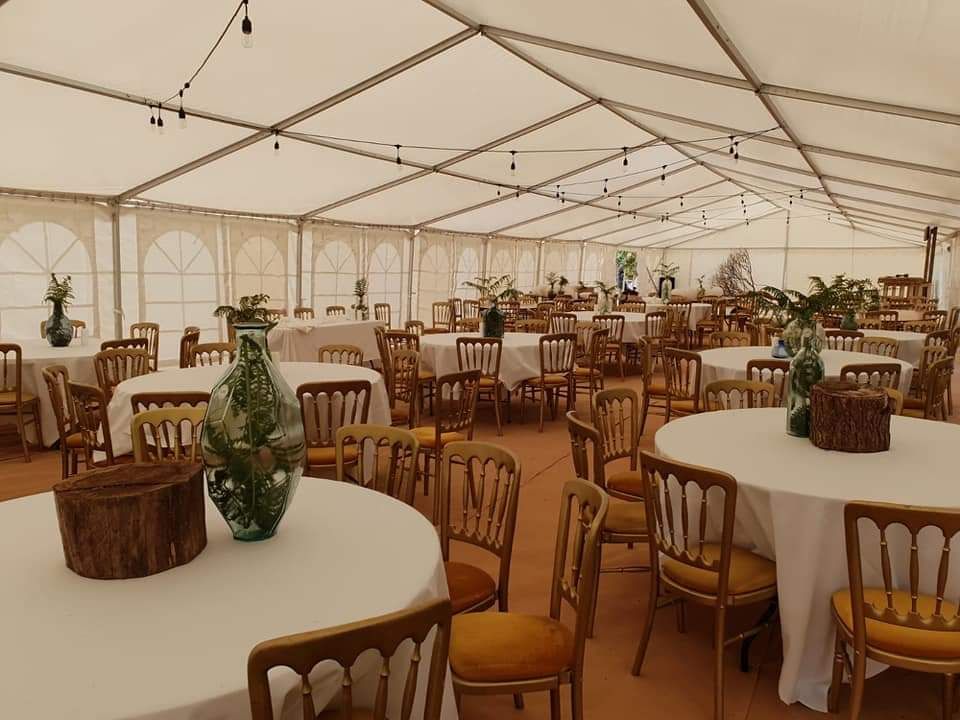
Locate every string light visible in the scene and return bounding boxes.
[622,146,629,173]
[679,196,684,208]
[241,0,253,48]
[554,184,560,200]
[148,105,156,130]
[273,130,280,155]
[660,165,666,182]
[560,192,565,204]
[496,185,501,197]
[509,150,517,176]
[156,106,164,134]
[394,144,403,174]
[602,178,608,195]
[729,136,735,154]
[515,185,520,199]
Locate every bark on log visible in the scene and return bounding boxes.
[54,462,207,579]
[809,380,891,453]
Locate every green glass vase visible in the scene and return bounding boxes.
[786,324,825,437]
[201,322,306,541]
[483,302,505,338]
[45,300,73,347]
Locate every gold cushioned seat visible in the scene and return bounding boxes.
[418,370,435,381]
[445,561,497,614]
[307,444,359,467]
[412,427,466,449]
[662,544,776,596]
[0,390,36,405]
[607,469,643,498]
[478,376,498,388]
[390,406,409,423]
[526,373,569,386]
[670,399,697,413]
[646,380,667,396]
[65,432,84,449]
[604,501,647,534]
[450,613,575,683]
[832,589,960,659]
[317,710,374,720]
[573,365,599,377]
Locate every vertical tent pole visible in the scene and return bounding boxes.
[295,220,304,308]
[535,241,544,289]
[578,242,586,286]
[781,214,791,290]
[407,229,417,323]
[110,202,123,339]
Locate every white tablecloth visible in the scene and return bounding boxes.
[0,336,101,446]
[268,318,383,362]
[655,409,960,710]
[572,311,647,344]
[419,332,541,391]
[699,347,913,396]
[0,480,456,720]
[107,362,391,457]
[638,299,712,331]
[864,329,926,367]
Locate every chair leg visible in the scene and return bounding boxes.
[539,388,546,432]
[513,693,524,710]
[571,676,584,720]
[639,394,650,435]
[714,606,727,720]
[849,647,866,720]
[493,384,503,436]
[631,564,660,675]
[549,688,561,720]
[674,598,687,633]
[943,674,955,720]
[587,543,603,638]
[17,406,30,462]
[827,629,844,713]
[618,350,625,379]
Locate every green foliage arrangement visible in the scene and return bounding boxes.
[213,293,274,326]
[43,273,74,306]
[463,274,520,301]
[592,280,620,300]
[351,278,369,319]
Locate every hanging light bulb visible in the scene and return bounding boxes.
[660,165,666,182]
[679,196,684,208]
[603,178,608,195]
[733,141,739,161]
[560,192,565,205]
[148,104,156,131]
[621,146,629,174]
[177,90,187,129]
[273,130,280,155]
[515,185,520,199]
[394,144,402,174]
[555,184,560,200]
[728,136,735,155]
[799,189,805,200]
[241,0,253,48]
[156,106,165,134]
[496,185,501,198]
[509,150,516,177]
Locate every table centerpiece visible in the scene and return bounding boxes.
[43,273,76,347]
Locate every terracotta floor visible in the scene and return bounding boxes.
[1,370,956,720]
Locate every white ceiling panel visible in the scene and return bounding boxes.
[814,156,960,202]
[501,205,618,238]
[430,192,562,234]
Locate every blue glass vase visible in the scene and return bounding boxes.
[45,301,73,347]
[771,339,790,359]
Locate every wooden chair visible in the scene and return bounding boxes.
[297,380,372,477]
[456,337,505,435]
[856,336,900,358]
[903,357,953,420]
[839,363,902,390]
[499,301,520,331]
[642,310,670,366]
[825,329,864,352]
[68,381,129,467]
[404,320,425,336]
[264,309,286,323]
[704,380,775,411]
[325,305,347,317]
[248,598,452,720]
[448,298,463,320]
[828,502,960,720]
[130,391,210,415]
[456,317,481,332]
[0,344,42,462]
[948,306,960,331]
[179,328,200,368]
[293,306,314,320]
[519,333,576,432]
[513,318,547,334]
[923,309,948,330]
[318,344,364,366]
[191,342,236,367]
[708,331,752,349]
[663,347,702,422]
[41,365,83,478]
[389,349,420,429]
[574,328,608,404]
[617,301,646,313]
[550,312,578,334]
[567,410,647,637]
[666,301,692,348]
[432,301,454,330]
[746,359,789,407]
[130,322,160,371]
[450,479,608,720]
[632,451,778,720]
[385,331,434,415]
[100,337,148,352]
[94,347,149,400]
[374,302,392,329]
[440,441,521,615]
[590,387,646,501]
[335,424,419,506]
[463,299,481,319]
[696,299,726,347]
[593,314,626,379]
[131,406,205,463]
[412,370,481,518]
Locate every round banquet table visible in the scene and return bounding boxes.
[0,336,102,446]
[107,362,391,457]
[419,332,541,391]
[865,329,926,367]
[572,311,647,344]
[0,479,456,720]
[655,409,960,710]
[699,346,913,396]
[268,318,384,363]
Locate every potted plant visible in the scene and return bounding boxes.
[653,261,679,301]
[351,278,369,320]
[557,275,570,296]
[203,294,305,541]
[43,274,76,347]
[592,281,620,314]
[462,274,517,337]
[544,272,560,298]
[812,274,879,330]
[696,274,707,301]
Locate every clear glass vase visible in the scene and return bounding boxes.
[45,301,73,347]
[786,324,825,437]
[201,322,305,541]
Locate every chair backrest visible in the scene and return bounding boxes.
[264,309,286,322]
[839,363,902,390]
[440,441,522,606]
[336,424,419,506]
[404,320,425,336]
[433,370,481,438]
[456,337,502,380]
[666,302,691,335]
[94,347,150,399]
[538,333,576,376]
[513,318,547,333]
[663,347,702,405]
[548,479,609,678]
[617,301,646,313]
[448,298,463,319]
[101,337,149,352]
[644,310,668,339]
[925,329,952,350]
[0,344,23,399]
[374,303,392,328]
[41,364,73,444]
[842,501,960,646]
[922,357,954,420]
[247,598,452,720]
[130,322,160,371]
[130,391,210,415]
[857,336,899,358]
[704,379,775,411]
[432,301,454,330]
[179,329,201,369]
[824,329,864,352]
[390,349,420,424]
[191,342,236,367]
[592,314,624,343]
[462,299,481,318]
[591,387,639,469]
[296,380,372,450]
[923,309,948,329]
[293,306,314,320]
[640,450,738,599]
[317,344,364,366]
[745,359,789,406]
[550,312,578,334]
[583,328,609,373]
[68,381,117,463]
[566,410,603,487]
[325,305,346,316]
[385,331,420,356]
[708,330,752,348]
[132,406,205,463]
[574,322,596,354]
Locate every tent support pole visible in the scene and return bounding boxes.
[110,202,123,339]
[407,230,418,324]
[295,220,304,308]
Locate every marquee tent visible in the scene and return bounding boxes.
[2,0,959,359]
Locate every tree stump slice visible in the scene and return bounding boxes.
[809,380,891,453]
[54,462,207,579]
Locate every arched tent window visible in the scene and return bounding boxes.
[416,232,452,321]
[232,233,287,308]
[366,230,405,326]
[0,208,97,339]
[143,229,219,359]
[452,236,482,299]
[581,244,602,284]
[487,239,517,284]
[541,244,564,284]
[312,226,359,314]
[516,244,537,292]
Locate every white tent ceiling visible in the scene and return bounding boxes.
[1,0,958,247]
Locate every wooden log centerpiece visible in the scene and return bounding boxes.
[809,380,891,453]
[54,462,207,579]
